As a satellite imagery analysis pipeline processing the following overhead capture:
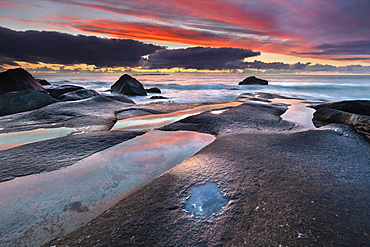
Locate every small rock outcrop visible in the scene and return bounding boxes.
[239,76,268,85]
[110,74,147,96]
[0,68,45,95]
[0,90,57,116]
[150,95,168,99]
[313,100,370,139]
[57,89,100,101]
[44,85,85,99]
[146,87,161,94]
[36,79,51,85]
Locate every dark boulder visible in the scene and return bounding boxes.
[313,100,370,116]
[313,100,370,139]
[146,87,161,94]
[44,85,84,99]
[0,68,45,95]
[150,95,168,99]
[110,74,147,96]
[58,89,100,101]
[36,79,51,85]
[239,76,268,85]
[0,90,57,116]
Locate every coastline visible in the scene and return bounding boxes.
[0,70,369,246]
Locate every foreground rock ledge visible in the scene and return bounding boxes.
[45,98,370,246]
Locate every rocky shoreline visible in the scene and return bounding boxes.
[0,69,369,246]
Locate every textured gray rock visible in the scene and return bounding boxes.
[44,84,84,99]
[58,88,100,101]
[110,74,147,96]
[0,68,45,95]
[0,90,57,116]
[239,76,268,85]
[313,100,370,139]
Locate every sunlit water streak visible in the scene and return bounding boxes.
[0,130,215,247]
[0,127,77,150]
[111,101,242,131]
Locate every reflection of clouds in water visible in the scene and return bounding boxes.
[112,101,241,131]
[0,130,215,246]
[0,127,77,150]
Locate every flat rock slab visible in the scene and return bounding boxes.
[46,126,370,246]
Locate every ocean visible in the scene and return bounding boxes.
[39,74,370,104]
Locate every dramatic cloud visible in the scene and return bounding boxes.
[0,26,163,67]
[242,60,370,74]
[144,47,260,70]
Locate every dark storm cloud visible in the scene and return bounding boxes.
[0,26,163,67]
[243,60,370,74]
[144,47,260,70]
[294,40,370,56]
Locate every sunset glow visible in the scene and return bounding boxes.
[1,0,369,74]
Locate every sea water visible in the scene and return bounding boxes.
[40,74,370,103]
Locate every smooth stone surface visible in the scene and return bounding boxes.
[44,84,84,99]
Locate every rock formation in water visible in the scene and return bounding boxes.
[111,74,147,96]
[0,68,45,94]
[239,76,268,85]
[57,88,100,101]
[146,87,162,93]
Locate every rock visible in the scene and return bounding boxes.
[36,79,51,85]
[44,85,84,99]
[104,95,135,104]
[0,90,57,116]
[110,74,147,96]
[58,89,100,101]
[0,68,45,95]
[313,108,370,139]
[150,96,168,99]
[313,100,370,116]
[146,87,161,93]
[239,76,268,85]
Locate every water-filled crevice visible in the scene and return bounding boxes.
[0,130,215,246]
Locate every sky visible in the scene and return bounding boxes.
[0,0,370,74]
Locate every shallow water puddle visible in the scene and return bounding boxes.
[271,98,316,129]
[111,101,242,131]
[0,127,77,150]
[185,182,229,219]
[0,130,215,247]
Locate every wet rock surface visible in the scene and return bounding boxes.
[44,96,370,247]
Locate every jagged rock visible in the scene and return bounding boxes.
[313,102,370,139]
[0,90,57,116]
[58,89,100,101]
[150,96,168,99]
[110,74,147,96]
[239,76,268,85]
[44,85,85,99]
[36,79,51,85]
[313,100,370,116]
[0,68,45,95]
[146,87,161,94]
